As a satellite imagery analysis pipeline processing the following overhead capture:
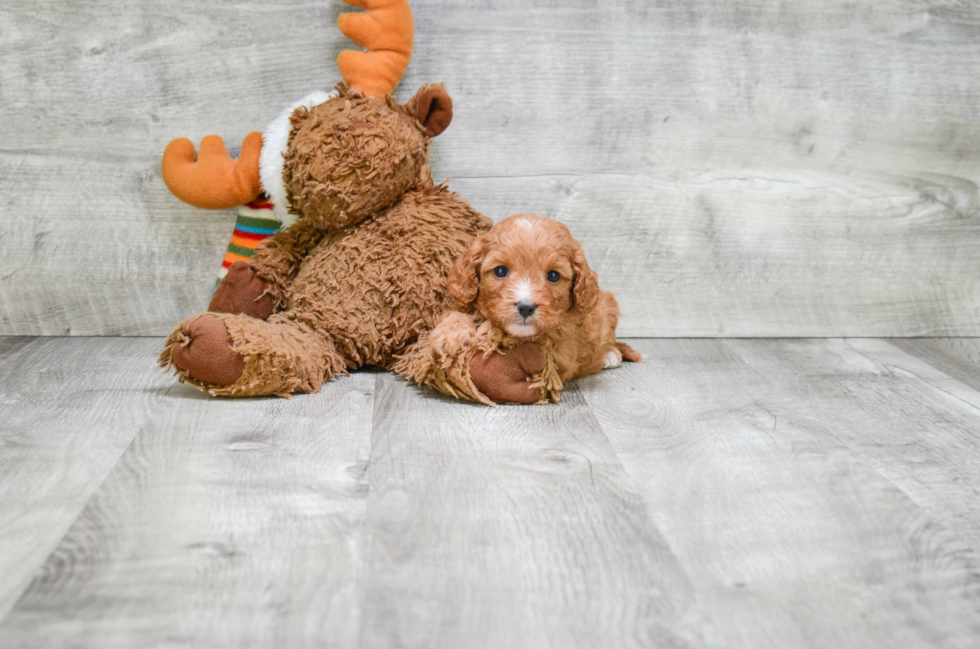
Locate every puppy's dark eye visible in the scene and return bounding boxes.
[546,270,561,283]
[493,266,509,278]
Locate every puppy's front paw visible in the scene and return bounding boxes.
[470,343,546,404]
[430,312,478,360]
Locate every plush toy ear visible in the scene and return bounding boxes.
[416,85,453,137]
[448,234,485,309]
[571,245,600,313]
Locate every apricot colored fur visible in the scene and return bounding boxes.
[396,214,640,404]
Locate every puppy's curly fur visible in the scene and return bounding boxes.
[397,214,641,404]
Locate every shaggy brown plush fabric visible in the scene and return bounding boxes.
[394,317,560,405]
[246,219,326,312]
[161,311,346,397]
[273,182,490,370]
[283,90,428,230]
[160,84,494,397]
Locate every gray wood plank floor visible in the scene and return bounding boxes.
[2,337,979,648]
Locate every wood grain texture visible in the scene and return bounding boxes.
[454,172,980,336]
[0,337,169,622]
[890,338,980,394]
[727,338,980,543]
[583,338,980,648]
[3,337,980,646]
[358,374,694,649]
[0,367,375,648]
[2,0,980,336]
[725,338,980,642]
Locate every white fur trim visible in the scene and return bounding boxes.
[259,89,337,224]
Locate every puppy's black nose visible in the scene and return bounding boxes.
[517,301,537,319]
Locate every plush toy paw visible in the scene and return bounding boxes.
[209,261,273,320]
[171,314,245,387]
[470,343,546,404]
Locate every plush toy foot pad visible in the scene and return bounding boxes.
[470,343,545,404]
[209,261,273,320]
[171,314,245,387]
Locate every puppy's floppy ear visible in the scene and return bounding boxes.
[571,244,600,313]
[448,234,486,309]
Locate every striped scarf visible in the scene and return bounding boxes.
[215,197,282,289]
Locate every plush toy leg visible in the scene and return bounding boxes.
[393,312,490,404]
[395,337,550,405]
[205,200,282,319]
[159,312,345,397]
[209,261,274,320]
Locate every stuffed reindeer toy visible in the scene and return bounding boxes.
[159,0,559,402]
[160,0,633,403]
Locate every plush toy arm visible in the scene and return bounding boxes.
[470,344,550,405]
[394,312,490,404]
[162,133,263,209]
[246,219,326,311]
[393,312,550,405]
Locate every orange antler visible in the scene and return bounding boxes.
[161,133,263,209]
[337,0,414,97]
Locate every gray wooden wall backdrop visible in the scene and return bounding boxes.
[2,0,979,337]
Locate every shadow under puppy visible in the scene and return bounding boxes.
[396,213,641,404]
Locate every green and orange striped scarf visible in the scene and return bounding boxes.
[215,197,281,289]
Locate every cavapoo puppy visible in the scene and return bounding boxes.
[397,213,641,404]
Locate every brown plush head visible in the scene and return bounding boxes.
[448,214,600,339]
[282,84,453,230]
[160,0,458,227]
